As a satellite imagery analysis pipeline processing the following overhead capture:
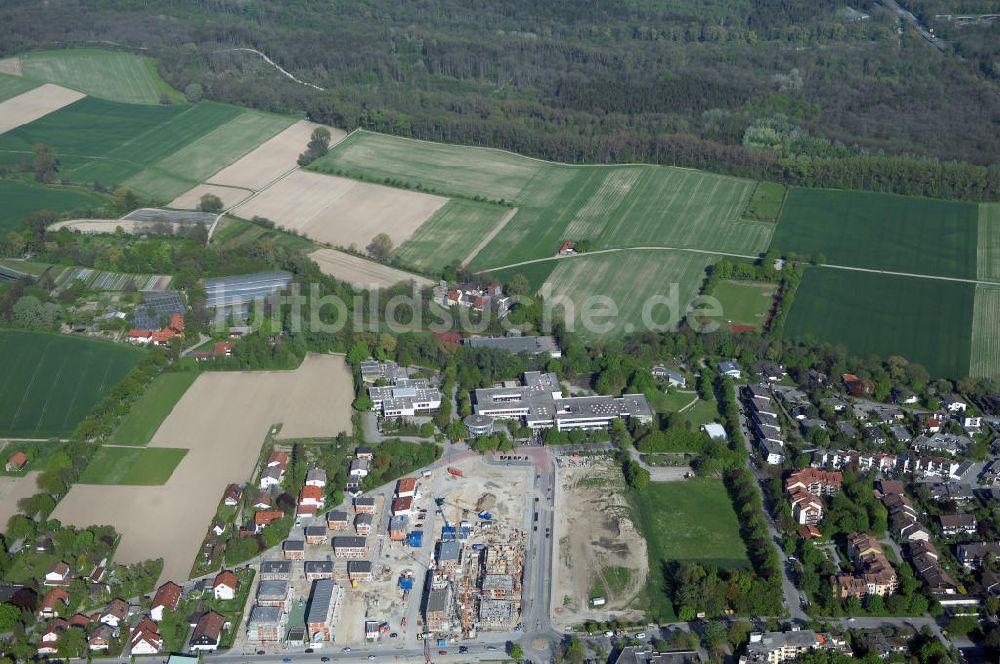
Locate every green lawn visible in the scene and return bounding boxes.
[786,267,975,378]
[711,280,777,331]
[20,49,181,104]
[312,131,772,272]
[395,199,513,271]
[631,478,750,619]
[0,180,106,233]
[773,188,979,279]
[0,72,40,102]
[971,284,1000,378]
[742,181,786,222]
[540,249,716,340]
[212,215,317,253]
[78,446,188,485]
[481,260,557,294]
[110,372,198,446]
[0,330,143,438]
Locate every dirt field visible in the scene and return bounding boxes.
[169,183,251,211]
[208,120,347,190]
[232,171,448,249]
[309,248,434,290]
[550,460,648,629]
[0,471,40,530]
[52,354,354,583]
[0,84,85,135]
[0,58,22,76]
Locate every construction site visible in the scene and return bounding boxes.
[421,457,533,642]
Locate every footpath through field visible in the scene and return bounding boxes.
[476,246,1000,286]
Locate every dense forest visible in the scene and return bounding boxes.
[1,0,998,200]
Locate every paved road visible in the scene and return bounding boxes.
[881,0,948,51]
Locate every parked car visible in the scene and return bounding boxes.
[635,632,647,639]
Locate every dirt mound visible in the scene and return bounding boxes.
[476,493,497,512]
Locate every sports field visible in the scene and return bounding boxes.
[19,49,180,104]
[971,284,1000,378]
[0,180,105,233]
[0,72,38,102]
[110,372,198,446]
[979,203,1000,282]
[395,199,514,270]
[711,280,777,331]
[541,250,715,340]
[0,330,143,438]
[773,188,979,279]
[786,268,975,378]
[78,446,189,485]
[313,131,771,270]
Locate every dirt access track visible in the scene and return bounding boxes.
[52,354,353,583]
[0,84,85,135]
[231,170,448,249]
[551,460,648,629]
[309,248,433,290]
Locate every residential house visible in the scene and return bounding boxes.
[842,373,870,397]
[304,561,334,582]
[39,588,69,618]
[283,540,305,561]
[304,525,328,545]
[786,468,843,496]
[252,493,274,510]
[223,483,242,507]
[718,361,742,379]
[942,395,968,413]
[424,586,452,632]
[327,510,349,531]
[789,490,824,526]
[437,540,462,575]
[758,439,785,466]
[396,477,417,498]
[297,484,325,516]
[306,468,327,488]
[190,611,225,651]
[213,570,238,601]
[939,514,977,537]
[355,446,374,460]
[332,536,368,559]
[88,623,113,652]
[838,533,897,597]
[43,561,71,587]
[259,560,292,581]
[354,496,376,513]
[255,510,285,529]
[652,366,687,388]
[752,362,786,382]
[259,466,283,489]
[129,617,163,655]
[256,580,291,610]
[957,542,1000,570]
[98,597,128,628]
[151,581,182,621]
[305,579,339,642]
[355,513,374,536]
[963,416,982,434]
[392,496,413,516]
[389,515,409,541]
[37,619,68,656]
[742,630,848,664]
[246,605,284,643]
[347,560,373,583]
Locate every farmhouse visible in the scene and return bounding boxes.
[5,451,27,472]
[473,371,652,431]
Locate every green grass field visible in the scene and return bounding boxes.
[541,250,715,340]
[482,261,557,294]
[123,110,296,200]
[395,199,513,271]
[0,441,64,476]
[631,478,749,619]
[786,268,975,378]
[212,215,317,253]
[0,72,40,102]
[971,284,1000,378]
[0,330,143,438]
[711,280,777,330]
[110,372,198,446]
[773,188,979,279]
[979,203,1000,282]
[78,446,188,485]
[313,131,772,270]
[0,180,106,233]
[20,49,181,104]
[742,181,786,222]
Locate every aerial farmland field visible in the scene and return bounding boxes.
[0,330,143,438]
[0,83,85,135]
[314,131,771,271]
[541,250,716,340]
[110,372,199,446]
[786,268,975,378]
[971,284,1000,378]
[710,280,777,332]
[0,180,105,233]
[19,49,180,104]
[979,203,1000,282]
[772,188,979,279]
[0,72,38,102]
[78,446,189,485]
[395,199,515,270]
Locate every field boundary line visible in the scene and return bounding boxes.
[461,207,520,266]
[477,246,1000,286]
[351,129,755,182]
[209,164,302,241]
